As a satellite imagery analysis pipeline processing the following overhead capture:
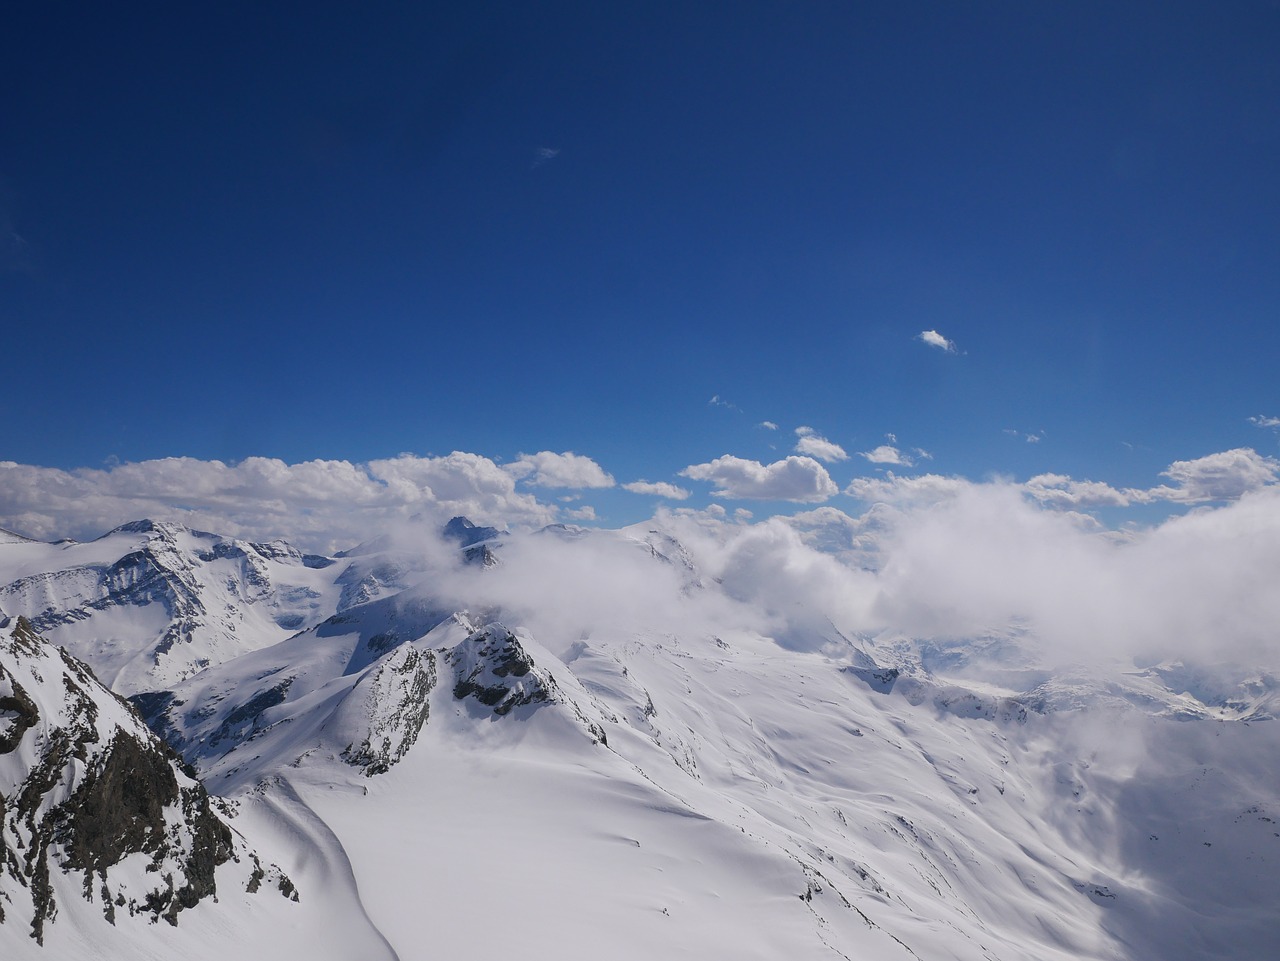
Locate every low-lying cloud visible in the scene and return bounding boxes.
[3,445,1278,673]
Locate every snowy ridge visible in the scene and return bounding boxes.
[0,521,342,691]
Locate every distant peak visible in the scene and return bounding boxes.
[443,516,503,549]
[0,526,39,545]
[99,519,179,538]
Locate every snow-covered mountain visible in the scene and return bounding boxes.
[2,518,1277,960]
[0,520,343,692]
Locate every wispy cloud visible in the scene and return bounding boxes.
[532,146,561,168]
[917,329,957,353]
[708,394,741,412]
[622,480,691,500]
[759,421,779,431]
[504,451,615,489]
[1249,415,1280,429]
[681,455,837,502]
[794,426,849,463]
[1004,428,1044,444]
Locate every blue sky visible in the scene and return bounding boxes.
[2,2,1278,536]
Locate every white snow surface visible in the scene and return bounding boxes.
[2,519,1278,960]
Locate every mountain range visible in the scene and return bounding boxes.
[1,516,1276,960]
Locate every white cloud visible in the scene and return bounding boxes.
[656,474,1280,669]
[532,146,560,167]
[1141,448,1280,503]
[1249,415,1280,429]
[708,394,740,411]
[565,505,597,521]
[7,445,1280,676]
[681,455,837,502]
[1005,429,1044,444]
[504,451,615,489]
[622,481,691,500]
[1023,473,1132,509]
[759,421,779,431]
[917,329,957,352]
[864,481,1280,668]
[845,472,971,506]
[860,445,913,466]
[794,427,849,463]
[0,454,557,554]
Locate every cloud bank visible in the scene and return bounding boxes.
[2,444,1278,674]
[0,454,556,553]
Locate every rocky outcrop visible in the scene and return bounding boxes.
[445,625,607,744]
[340,645,437,776]
[0,618,294,945]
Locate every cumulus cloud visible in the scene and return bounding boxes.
[1141,448,1280,503]
[794,427,849,463]
[759,421,779,431]
[0,454,556,553]
[860,445,915,467]
[504,451,615,489]
[681,455,837,502]
[622,480,691,500]
[1249,415,1280,429]
[1023,473,1132,509]
[917,329,957,352]
[565,505,598,521]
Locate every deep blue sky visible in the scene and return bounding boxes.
[3,2,1278,524]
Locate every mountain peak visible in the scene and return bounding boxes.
[443,516,503,549]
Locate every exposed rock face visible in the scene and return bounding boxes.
[448,626,554,716]
[0,618,293,944]
[340,645,437,776]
